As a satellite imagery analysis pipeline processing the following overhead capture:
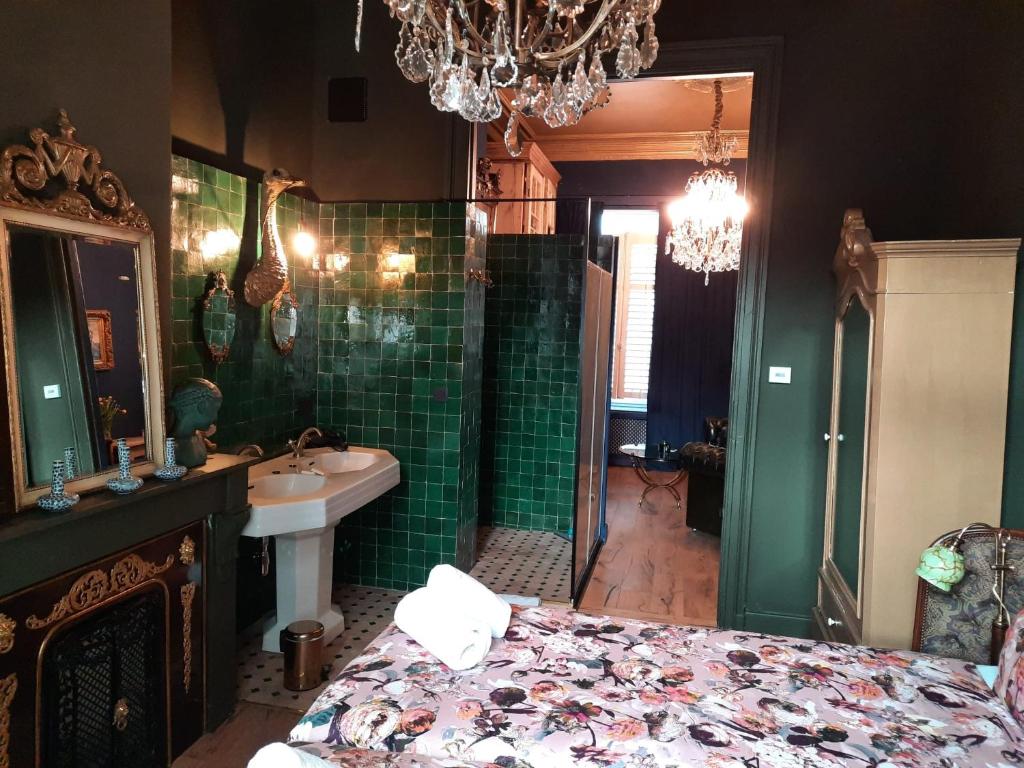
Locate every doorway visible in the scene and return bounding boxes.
[468,39,782,629]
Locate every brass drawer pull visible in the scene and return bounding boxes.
[113,698,129,731]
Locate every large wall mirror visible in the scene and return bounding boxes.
[0,110,164,508]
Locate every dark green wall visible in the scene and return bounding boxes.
[479,236,584,535]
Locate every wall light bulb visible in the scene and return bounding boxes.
[200,228,241,260]
[292,230,317,259]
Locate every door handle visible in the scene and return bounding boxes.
[824,433,831,442]
[836,434,845,443]
[826,617,843,628]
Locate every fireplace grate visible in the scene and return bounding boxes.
[42,589,168,768]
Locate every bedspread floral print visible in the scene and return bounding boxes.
[292,605,1024,767]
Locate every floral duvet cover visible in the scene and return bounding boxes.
[290,605,1023,767]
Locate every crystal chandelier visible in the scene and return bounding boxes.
[365,0,661,155]
[666,79,748,285]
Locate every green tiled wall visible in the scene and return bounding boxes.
[480,235,585,534]
[169,156,319,451]
[170,158,492,591]
[316,202,485,589]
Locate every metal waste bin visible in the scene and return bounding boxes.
[281,620,325,691]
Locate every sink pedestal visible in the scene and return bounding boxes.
[261,528,345,653]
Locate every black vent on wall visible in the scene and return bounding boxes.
[328,77,368,122]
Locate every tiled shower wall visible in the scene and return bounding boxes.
[479,235,585,535]
[173,158,592,590]
[171,159,487,590]
[169,157,319,451]
[315,202,487,589]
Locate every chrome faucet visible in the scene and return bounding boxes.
[288,427,323,459]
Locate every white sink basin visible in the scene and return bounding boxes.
[242,446,400,652]
[243,446,399,538]
[251,473,326,499]
[314,450,375,474]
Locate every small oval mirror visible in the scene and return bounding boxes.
[202,271,236,363]
[271,288,299,356]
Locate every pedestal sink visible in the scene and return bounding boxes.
[242,447,399,652]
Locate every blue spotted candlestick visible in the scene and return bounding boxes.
[38,459,79,511]
[63,446,78,480]
[106,438,143,494]
[154,437,188,482]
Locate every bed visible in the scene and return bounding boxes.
[288,604,1024,767]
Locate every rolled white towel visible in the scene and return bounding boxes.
[248,742,333,768]
[427,564,512,638]
[393,587,491,670]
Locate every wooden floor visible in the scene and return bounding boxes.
[173,703,299,768]
[579,466,720,627]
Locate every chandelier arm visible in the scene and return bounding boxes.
[421,1,488,62]
[454,0,490,51]
[532,0,621,62]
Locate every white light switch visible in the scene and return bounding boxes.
[768,366,792,384]
[43,384,61,399]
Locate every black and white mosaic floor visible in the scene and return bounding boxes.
[236,585,403,710]
[236,528,570,708]
[469,526,572,604]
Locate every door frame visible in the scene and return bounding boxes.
[638,37,783,629]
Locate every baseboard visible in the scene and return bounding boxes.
[742,610,814,639]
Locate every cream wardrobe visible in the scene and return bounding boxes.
[814,209,1020,649]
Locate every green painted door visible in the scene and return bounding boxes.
[831,297,871,597]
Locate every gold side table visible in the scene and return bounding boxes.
[619,443,686,509]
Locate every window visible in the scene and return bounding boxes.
[602,209,659,408]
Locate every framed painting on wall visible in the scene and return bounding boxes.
[86,309,114,370]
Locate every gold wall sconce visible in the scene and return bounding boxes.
[380,250,415,287]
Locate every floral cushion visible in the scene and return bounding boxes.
[996,607,1024,727]
[291,605,1023,767]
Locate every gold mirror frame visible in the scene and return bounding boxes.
[0,111,165,509]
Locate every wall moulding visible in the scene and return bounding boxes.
[530,130,749,162]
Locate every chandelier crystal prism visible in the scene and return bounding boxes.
[374,0,662,155]
[666,79,748,285]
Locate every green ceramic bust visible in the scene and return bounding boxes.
[169,378,223,467]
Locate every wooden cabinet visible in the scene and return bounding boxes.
[814,209,1020,649]
[483,141,560,235]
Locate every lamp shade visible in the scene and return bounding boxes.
[915,544,966,592]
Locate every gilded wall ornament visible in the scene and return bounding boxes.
[25,553,174,629]
[179,535,196,566]
[0,615,13,655]
[244,169,307,307]
[181,582,196,693]
[0,109,150,231]
[0,673,15,768]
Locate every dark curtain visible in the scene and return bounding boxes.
[646,204,738,447]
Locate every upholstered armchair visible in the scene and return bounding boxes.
[681,417,727,536]
[913,525,1024,665]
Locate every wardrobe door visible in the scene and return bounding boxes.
[818,291,872,643]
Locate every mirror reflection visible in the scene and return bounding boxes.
[831,294,871,597]
[270,289,299,355]
[201,271,236,363]
[7,226,148,487]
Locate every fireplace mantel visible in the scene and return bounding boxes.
[0,453,253,765]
